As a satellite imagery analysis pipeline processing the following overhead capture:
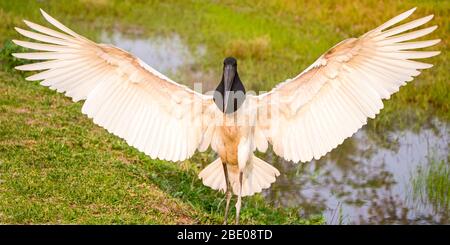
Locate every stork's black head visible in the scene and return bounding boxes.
[214,57,246,114]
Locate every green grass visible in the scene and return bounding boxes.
[411,158,450,212]
[0,0,448,224]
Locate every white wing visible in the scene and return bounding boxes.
[13,9,218,162]
[253,7,440,163]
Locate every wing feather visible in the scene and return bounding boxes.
[255,8,440,162]
[13,9,216,162]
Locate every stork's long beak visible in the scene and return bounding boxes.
[223,64,236,112]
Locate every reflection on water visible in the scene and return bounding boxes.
[262,119,449,224]
[102,32,449,224]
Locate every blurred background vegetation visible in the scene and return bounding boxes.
[0,0,448,224]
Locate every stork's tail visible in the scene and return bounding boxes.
[198,158,227,192]
[198,156,280,196]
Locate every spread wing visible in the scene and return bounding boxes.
[13,9,218,162]
[253,7,440,163]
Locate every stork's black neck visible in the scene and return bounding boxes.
[213,57,246,114]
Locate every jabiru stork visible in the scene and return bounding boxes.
[11,8,440,224]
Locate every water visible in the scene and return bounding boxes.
[263,119,449,224]
[102,32,450,224]
[101,32,194,75]
[100,32,216,90]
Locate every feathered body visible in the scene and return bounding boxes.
[200,108,280,197]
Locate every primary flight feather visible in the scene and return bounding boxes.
[12,8,440,224]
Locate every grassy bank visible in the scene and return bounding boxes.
[412,159,450,212]
[0,0,448,224]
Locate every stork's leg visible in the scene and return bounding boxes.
[235,171,243,225]
[222,162,232,225]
